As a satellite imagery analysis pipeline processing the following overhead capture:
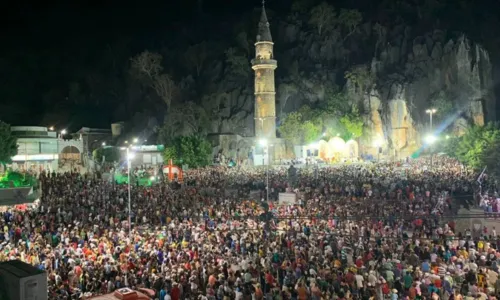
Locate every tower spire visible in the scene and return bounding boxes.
[256,0,272,42]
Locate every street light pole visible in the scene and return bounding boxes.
[126,147,132,243]
[266,146,269,202]
[425,108,437,169]
[259,139,269,202]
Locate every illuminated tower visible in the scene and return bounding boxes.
[252,2,277,139]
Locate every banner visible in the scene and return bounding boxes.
[279,192,297,206]
[0,187,35,206]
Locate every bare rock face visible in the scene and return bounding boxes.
[356,33,494,157]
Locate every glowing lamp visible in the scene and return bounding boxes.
[373,138,383,148]
[425,135,437,144]
[309,143,319,149]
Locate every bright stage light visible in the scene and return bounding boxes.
[425,135,437,144]
[309,143,319,149]
[259,139,268,146]
[373,138,383,148]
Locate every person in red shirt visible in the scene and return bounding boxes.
[265,270,275,286]
[170,283,181,300]
[355,256,364,268]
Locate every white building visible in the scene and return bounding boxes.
[9,126,84,172]
[126,145,164,167]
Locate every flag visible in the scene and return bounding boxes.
[477,167,487,184]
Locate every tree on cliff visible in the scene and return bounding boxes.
[184,42,208,77]
[0,121,18,168]
[430,91,454,123]
[445,123,500,170]
[481,139,500,179]
[93,147,121,163]
[130,51,176,110]
[309,2,336,36]
[162,135,212,168]
[279,111,322,145]
[339,106,364,140]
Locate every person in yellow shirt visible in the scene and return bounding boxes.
[334,259,342,269]
[478,240,484,252]
[477,271,486,290]
[459,248,468,259]
[258,248,264,257]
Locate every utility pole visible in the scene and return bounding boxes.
[426,108,437,169]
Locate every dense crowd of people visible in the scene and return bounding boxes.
[0,156,498,300]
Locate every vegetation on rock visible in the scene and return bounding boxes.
[443,123,500,172]
[162,136,212,168]
[0,121,18,168]
[93,147,121,163]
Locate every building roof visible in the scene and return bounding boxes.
[77,127,111,134]
[256,3,272,42]
[0,260,45,278]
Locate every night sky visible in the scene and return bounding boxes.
[2,0,500,129]
[1,0,262,128]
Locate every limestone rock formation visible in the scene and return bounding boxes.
[352,32,494,158]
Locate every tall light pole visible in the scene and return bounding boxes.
[425,108,437,169]
[121,146,135,243]
[425,135,437,169]
[373,138,383,162]
[259,139,269,202]
[425,108,437,132]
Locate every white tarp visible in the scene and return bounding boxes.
[279,192,297,206]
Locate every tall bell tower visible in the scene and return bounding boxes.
[252,1,277,139]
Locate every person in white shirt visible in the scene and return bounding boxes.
[355,273,364,289]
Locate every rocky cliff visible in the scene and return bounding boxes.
[131,3,498,152]
[272,19,495,157]
[351,32,495,156]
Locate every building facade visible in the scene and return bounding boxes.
[126,145,164,167]
[9,126,83,172]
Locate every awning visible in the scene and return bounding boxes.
[0,187,38,206]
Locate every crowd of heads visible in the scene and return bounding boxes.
[0,156,499,300]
